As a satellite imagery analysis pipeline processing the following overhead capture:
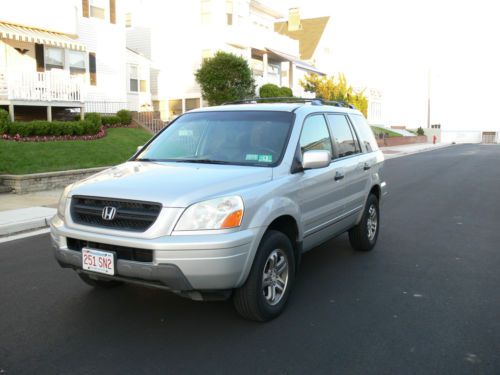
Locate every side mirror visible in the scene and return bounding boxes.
[136,145,144,153]
[302,150,331,170]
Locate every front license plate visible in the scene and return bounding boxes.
[82,248,115,276]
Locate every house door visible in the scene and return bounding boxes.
[482,132,496,144]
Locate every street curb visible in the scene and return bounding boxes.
[382,144,453,160]
[0,208,56,238]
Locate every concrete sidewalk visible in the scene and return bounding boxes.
[381,142,452,159]
[0,189,61,240]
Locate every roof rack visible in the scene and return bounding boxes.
[223,97,356,109]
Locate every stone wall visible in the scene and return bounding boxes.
[0,167,109,194]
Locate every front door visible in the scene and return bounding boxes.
[298,114,346,250]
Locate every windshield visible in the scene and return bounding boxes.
[135,111,294,167]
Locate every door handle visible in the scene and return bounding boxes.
[334,171,345,181]
[363,163,371,171]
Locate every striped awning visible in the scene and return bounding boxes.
[0,22,86,51]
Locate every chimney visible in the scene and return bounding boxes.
[288,8,301,31]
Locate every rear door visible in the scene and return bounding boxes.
[326,113,369,218]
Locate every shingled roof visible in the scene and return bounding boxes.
[274,16,330,60]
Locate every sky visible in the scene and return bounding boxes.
[286,0,500,130]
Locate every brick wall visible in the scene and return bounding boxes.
[377,136,428,147]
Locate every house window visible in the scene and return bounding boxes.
[90,0,106,20]
[186,98,201,111]
[125,12,132,27]
[69,51,86,75]
[139,79,147,92]
[129,65,138,92]
[201,0,212,25]
[45,47,64,71]
[168,99,183,118]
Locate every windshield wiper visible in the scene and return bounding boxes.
[174,159,233,165]
[135,158,162,162]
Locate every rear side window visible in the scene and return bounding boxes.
[349,114,379,152]
[326,114,360,158]
[299,115,333,157]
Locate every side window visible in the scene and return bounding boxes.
[349,114,379,152]
[327,114,360,158]
[299,115,333,157]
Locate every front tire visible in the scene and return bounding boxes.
[348,194,380,251]
[233,230,295,322]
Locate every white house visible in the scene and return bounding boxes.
[125,0,326,120]
[0,0,128,121]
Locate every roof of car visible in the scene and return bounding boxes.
[189,103,360,114]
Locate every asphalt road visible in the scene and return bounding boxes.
[1,144,499,374]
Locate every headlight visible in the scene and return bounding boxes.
[174,196,244,231]
[57,184,73,218]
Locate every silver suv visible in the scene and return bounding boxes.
[51,99,386,321]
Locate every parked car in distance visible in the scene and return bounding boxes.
[51,98,386,321]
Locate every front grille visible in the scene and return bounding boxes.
[70,196,162,232]
[66,237,153,262]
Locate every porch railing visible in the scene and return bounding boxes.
[6,71,83,102]
[134,111,167,134]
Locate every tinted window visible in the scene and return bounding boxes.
[327,114,360,158]
[136,111,294,167]
[299,115,333,157]
[349,114,379,152]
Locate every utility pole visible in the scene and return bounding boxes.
[427,68,431,128]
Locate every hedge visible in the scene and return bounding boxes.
[0,109,11,134]
[117,109,132,125]
[259,83,293,98]
[3,120,100,137]
[101,115,121,125]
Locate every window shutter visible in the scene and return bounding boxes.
[89,52,97,86]
[109,0,116,24]
[35,44,45,72]
[82,0,89,17]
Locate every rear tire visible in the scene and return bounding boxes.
[348,194,380,251]
[78,273,123,288]
[233,230,295,322]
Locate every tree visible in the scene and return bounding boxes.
[416,126,425,136]
[300,73,369,117]
[195,51,255,105]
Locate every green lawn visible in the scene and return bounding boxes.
[0,127,152,175]
[370,126,402,138]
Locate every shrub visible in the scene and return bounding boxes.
[0,108,11,134]
[279,86,293,97]
[259,83,281,98]
[195,51,255,105]
[84,112,102,128]
[116,109,132,125]
[416,126,425,136]
[3,119,100,137]
[101,115,121,125]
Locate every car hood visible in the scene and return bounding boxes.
[69,161,273,207]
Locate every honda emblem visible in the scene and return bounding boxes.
[102,206,117,221]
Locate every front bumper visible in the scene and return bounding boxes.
[50,215,260,293]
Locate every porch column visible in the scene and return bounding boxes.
[47,105,52,122]
[288,62,294,90]
[80,106,85,120]
[263,53,268,83]
[8,104,14,122]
